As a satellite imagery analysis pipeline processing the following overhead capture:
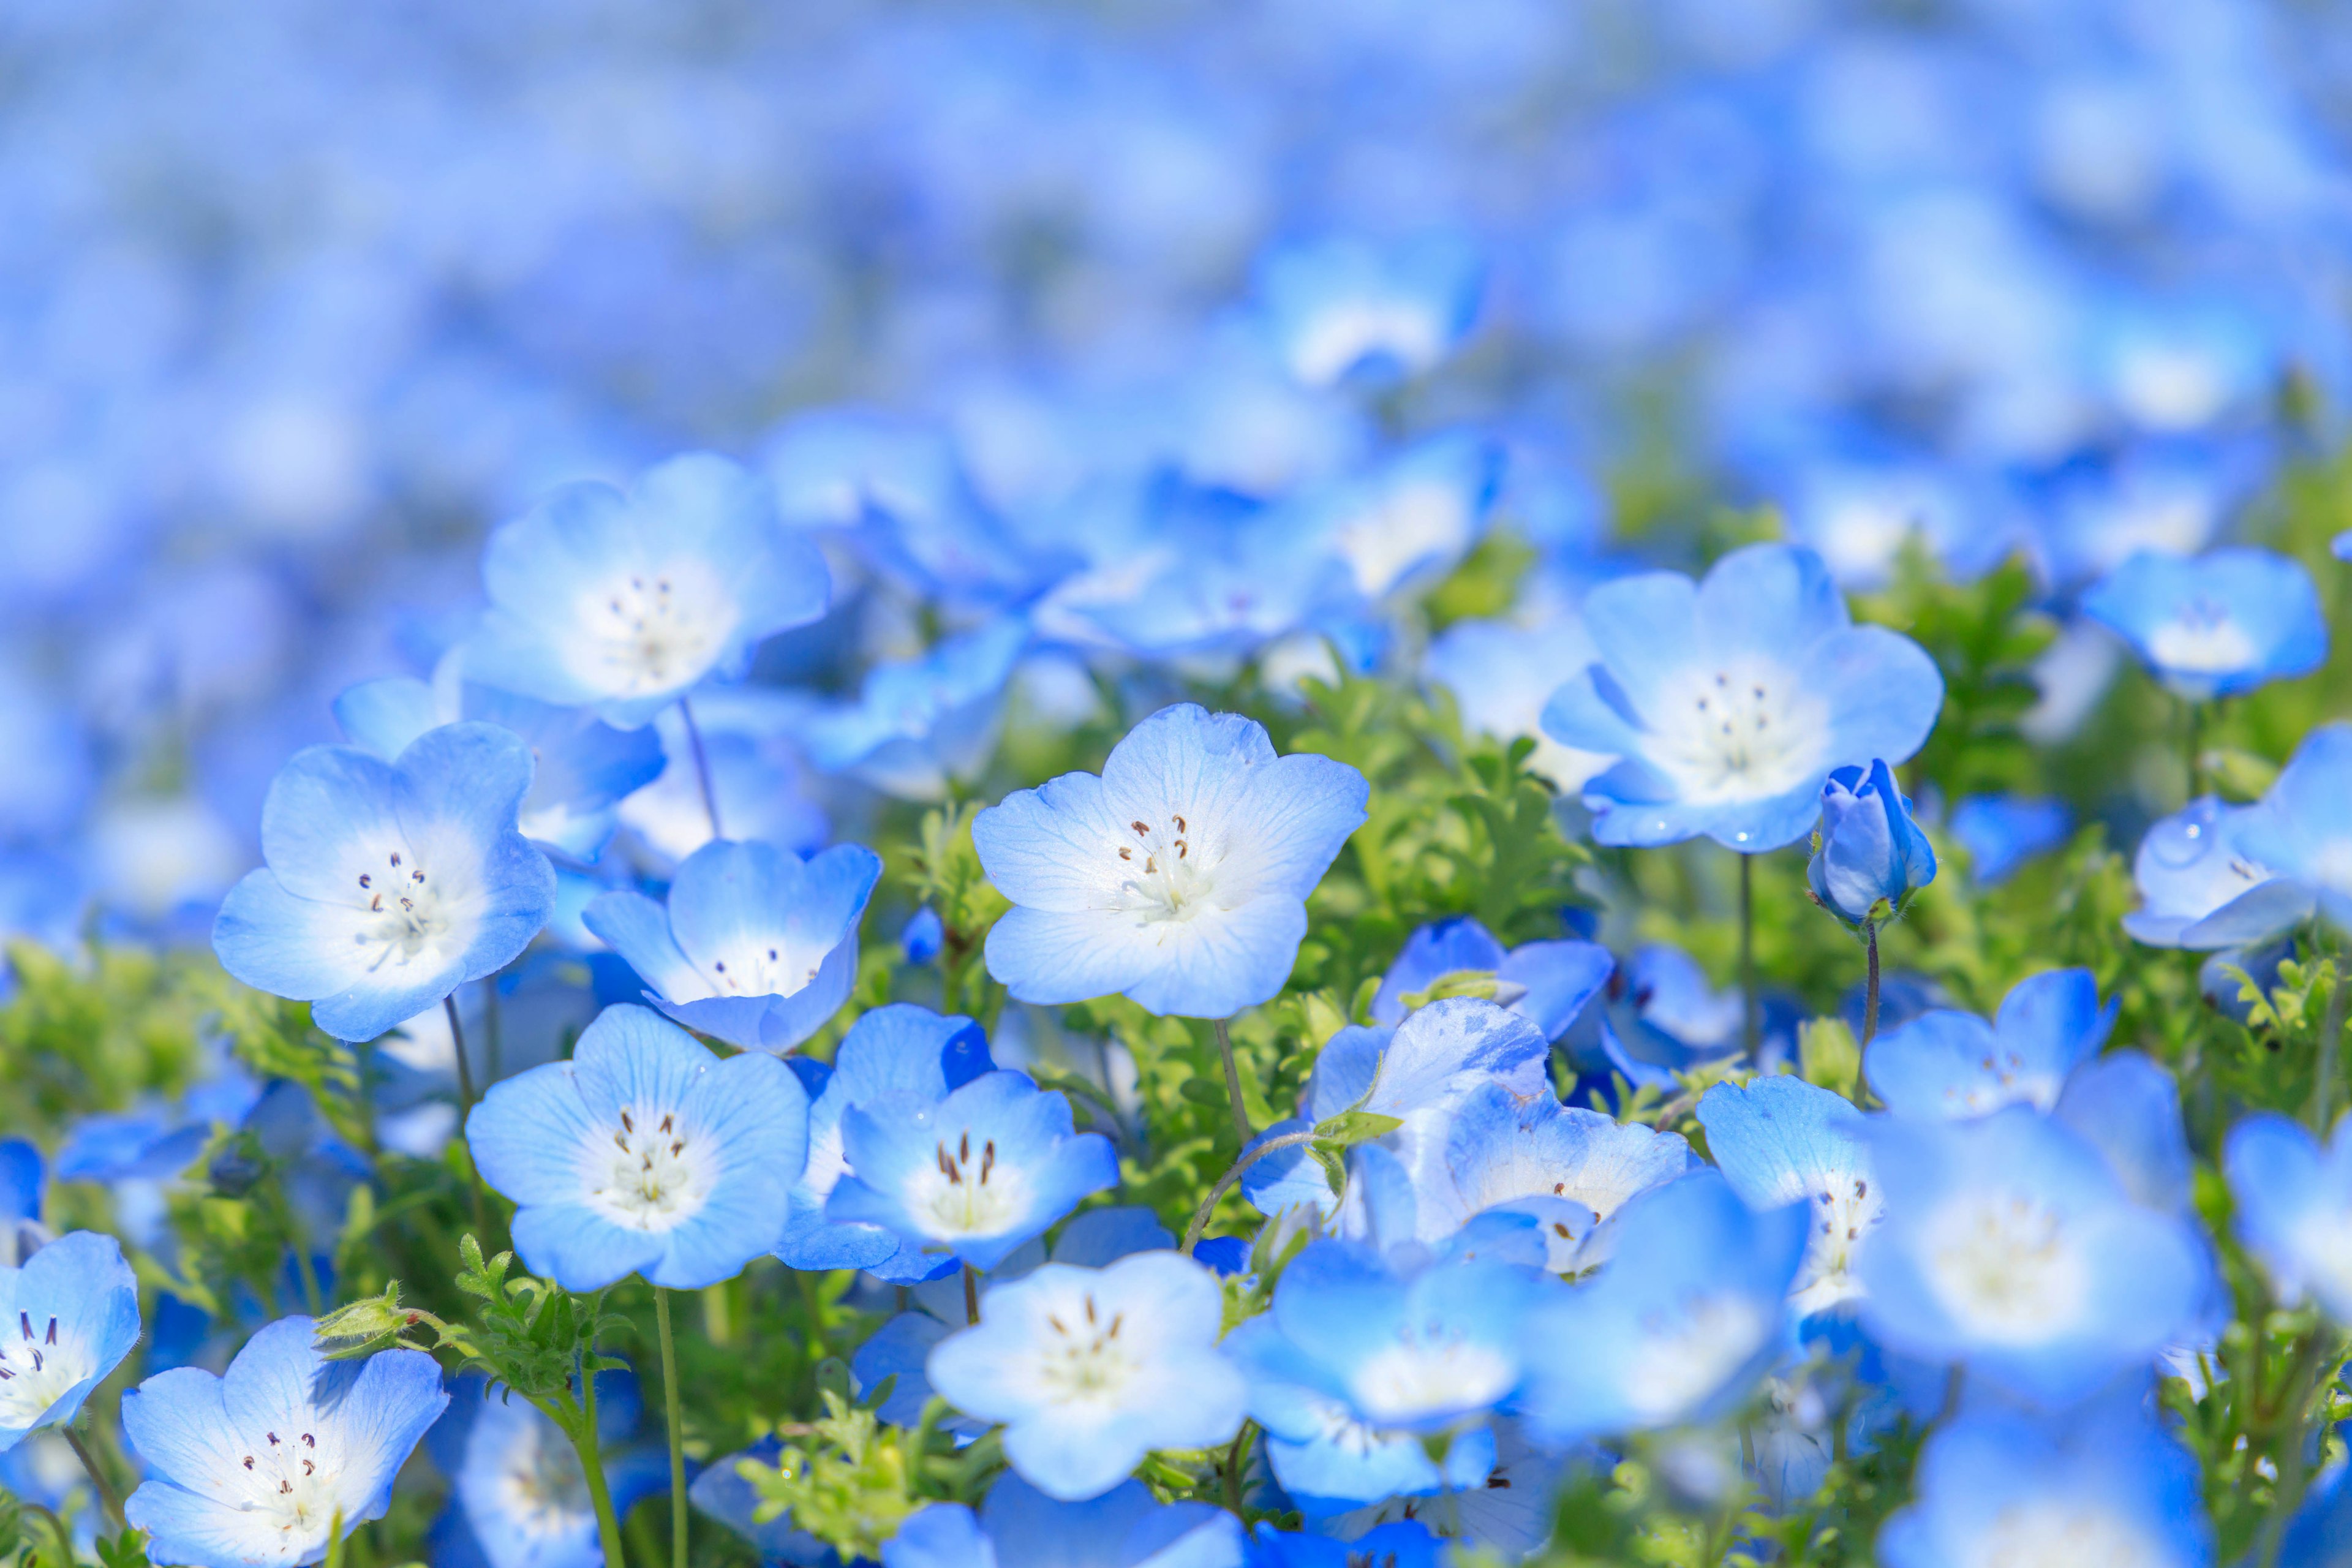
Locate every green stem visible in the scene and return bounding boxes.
[962,1262,980,1327]
[2312,946,2349,1135]
[1739,851,1758,1058]
[288,1223,324,1319]
[566,1378,627,1568]
[2256,1332,2341,1568]
[31,1502,74,1568]
[1213,1018,1252,1147]
[1182,1131,1320,1256]
[1862,921,1882,1048]
[324,1509,345,1568]
[443,994,495,1246]
[1223,1420,1254,1519]
[62,1424,123,1533]
[2184,696,2208,802]
[680,696,725,841]
[655,1288,688,1568]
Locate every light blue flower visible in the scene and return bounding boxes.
[1807,759,1937,928]
[1284,431,1501,601]
[428,1371,669,1568]
[0,1140,46,1267]
[613,695,831,872]
[1855,1107,2209,1407]
[123,1316,450,1568]
[2235,722,2352,935]
[1368,916,1614,1044]
[827,1071,1117,1273]
[799,618,1029,801]
[333,664,665,864]
[929,1250,1245,1501]
[1697,1076,1882,1317]
[0,1231,139,1450]
[213,723,558,1044]
[1423,614,1610,793]
[778,1004,995,1282]
[1947,794,2071,886]
[2225,1113,2352,1321]
[466,1003,809,1291]
[882,1477,1243,1568]
[466,453,831,728]
[2081,546,2326,700]
[584,839,881,1055]
[1255,232,1484,389]
[1864,968,2114,1119]
[1247,1521,1445,1567]
[974,704,1367,1018]
[1517,1171,1806,1444]
[1877,1400,2209,1568]
[2124,796,2295,949]
[1596,944,1752,1092]
[1540,543,1944,850]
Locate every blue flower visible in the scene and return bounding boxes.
[690,1434,837,1568]
[2124,796,2296,948]
[1541,543,1945,850]
[1517,1171,1806,1444]
[881,1477,1243,1568]
[123,1316,450,1568]
[1697,1076,1882,1317]
[0,1231,139,1450]
[1595,944,1754,1092]
[974,704,1368,1017]
[2225,1113,2352,1321]
[826,1071,1117,1273]
[1946,794,2071,886]
[1255,232,1484,389]
[778,1004,995,1281]
[928,1250,1245,1501]
[1247,1521,1445,1567]
[1865,968,2115,1119]
[1877,1400,2209,1568]
[584,839,881,1055]
[614,696,831,871]
[428,1371,669,1568]
[1284,431,1501,601]
[1367,916,1614,1044]
[1807,759,1937,927]
[1855,1107,2209,1407]
[466,1003,809,1291]
[2081,546,2326,699]
[900,908,945,966]
[466,453,831,728]
[1423,614,1611,793]
[2235,722,2352,935]
[213,723,558,1044]
[799,618,1030,802]
[333,666,665,864]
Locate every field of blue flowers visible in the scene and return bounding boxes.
[7,1,2352,1566]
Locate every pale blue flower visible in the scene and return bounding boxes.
[1541,543,1944,850]
[2081,546,2326,700]
[123,1316,449,1568]
[2225,1113,2352,1322]
[1865,968,2114,1119]
[1256,232,1484,389]
[1697,1075,1882,1317]
[1368,916,1614,1044]
[1947,794,2071,886]
[883,1477,1243,1568]
[1807,760,1937,927]
[1423,614,1610,792]
[2235,722,2352,935]
[1283,431,1501,601]
[2124,796,2294,949]
[213,723,557,1043]
[0,1231,139,1450]
[799,618,1029,801]
[428,1371,668,1568]
[584,839,881,1055]
[975,704,1367,1017]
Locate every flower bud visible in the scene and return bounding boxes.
[1807,758,1936,928]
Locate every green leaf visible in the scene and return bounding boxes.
[1311,1109,1403,1147]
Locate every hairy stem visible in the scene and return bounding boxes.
[962,1262,980,1326]
[655,1287,688,1568]
[2311,947,2349,1135]
[570,1373,627,1568]
[1214,1017,1253,1147]
[443,993,495,1246]
[1739,852,1758,1058]
[62,1423,124,1533]
[1183,1130,1319,1256]
[1862,921,1882,1048]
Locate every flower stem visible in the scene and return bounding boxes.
[1213,1017,1253,1146]
[1862,920,1882,1048]
[1182,1130,1319,1256]
[62,1423,124,1532]
[962,1262,980,1326]
[679,696,724,842]
[2310,944,2349,1134]
[1223,1420,1254,1519]
[570,1373,627,1568]
[1738,852,1758,1058]
[655,1287,688,1568]
[443,993,495,1247]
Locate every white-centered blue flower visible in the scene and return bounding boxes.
[2081,545,2326,700]
[2225,1113,2352,1322]
[1864,968,2114,1119]
[974,704,1368,1018]
[799,618,1030,801]
[882,1476,1244,1568]
[123,1316,450,1568]
[0,1231,139,1451]
[428,1371,668,1568]
[2234,722,2352,936]
[1697,1076,1882,1317]
[213,723,557,1043]
[1255,232,1485,389]
[2123,796,2293,949]
[927,1250,1246,1501]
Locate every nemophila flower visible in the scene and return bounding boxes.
[1314,1421,1562,1558]
[882,1477,1244,1568]
[428,1371,668,1568]
[1700,1077,1886,1322]
[466,1003,809,1291]
[0,1140,47,1268]
[1286,431,1501,601]
[2051,1052,2196,1216]
[827,1070,1117,1273]
[1864,968,2114,1119]
[1596,945,1755,1093]
[584,839,881,1055]
[2234,723,2352,934]
[1540,542,1943,850]
[0,1231,138,1450]
[1255,232,1484,389]
[928,1250,1245,1501]
[1877,1401,2208,1568]
[466,453,831,728]
[778,1003,995,1281]
[1855,1107,2210,1406]
[1368,917,1615,1044]
[2225,1113,2352,1321]
[1423,614,1612,792]
[2081,546,2326,699]
[974,704,1367,1018]
[799,617,1030,801]
[333,666,665,864]
[1249,1521,1444,1567]
[123,1316,449,1568]
[1947,794,2071,887]
[213,723,557,1044]
[1517,1172,1807,1445]
[614,696,831,871]
[2124,796,2293,948]
[1807,760,1937,928]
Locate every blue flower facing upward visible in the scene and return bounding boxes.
[213,723,558,1044]
[123,1316,450,1568]
[0,1231,140,1451]
[1368,916,1615,1043]
[466,453,831,728]
[826,1071,1118,1273]
[2081,546,2326,700]
[882,1476,1243,1568]
[2124,796,2294,949]
[1697,1076,1882,1318]
[585,839,882,1055]
[1865,968,2116,1120]
[927,1250,1246,1501]
[466,1003,809,1292]
[2225,1114,2352,1322]
[1807,759,1937,928]
[974,704,1368,1018]
[1254,231,1485,390]
[1541,543,1944,851]
[429,1371,669,1568]
[799,617,1030,802]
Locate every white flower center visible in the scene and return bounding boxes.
[0,1310,92,1431]
[1289,301,1444,386]
[1921,1191,2087,1342]
[1335,479,1474,598]
[584,1106,715,1233]
[907,1129,1024,1239]
[578,565,738,696]
[1351,1331,1517,1427]
[1621,1292,1774,1424]
[1030,1292,1142,1405]
[224,1422,347,1553]
[693,937,823,1000]
[1795,1173,1881,1311]
[346,846,458,971]
[2144,599,2259,677]
[1106,810,1219,930]
[1653,662,1830,821]
[1966,1500,2170,1568]
[477,1418,592,1539]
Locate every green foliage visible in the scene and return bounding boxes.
[0,943,208,1132]
[1854,551,2055,804]
[737,1392,929,1558]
